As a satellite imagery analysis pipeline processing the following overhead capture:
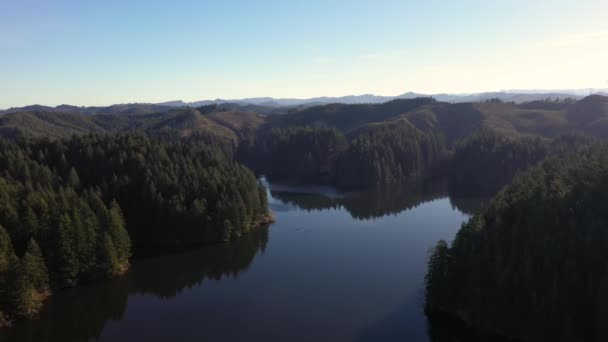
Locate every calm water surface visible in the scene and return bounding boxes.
[0,180,481,342]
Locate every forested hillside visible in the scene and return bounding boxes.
[238,126,349,184]
[448,131,595,195]
[0,103,174,116]
[0,107,240,142]
[426,144,608,341]
[3,96,607,192]
[267,97,437,132]
[334,119,444,188]
[0,131,269,325]
[242,96,608,190]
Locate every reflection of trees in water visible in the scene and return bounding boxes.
[354,290,517,342]
[132,225,268,298]
[448,196,489,216]
[343,180,448,219]
[271,179,486,219]
[425,311,519,342]
[270,191,342,212]
[0,226,269,342]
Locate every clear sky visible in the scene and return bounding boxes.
[2,0,608,108]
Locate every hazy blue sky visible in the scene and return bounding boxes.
[2,0,608,107]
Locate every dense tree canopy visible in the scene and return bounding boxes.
[0,175,130,322]
[426,144,608,341]
[239,126,348,183]
[0,131,269,324]
[242,120,444,190]
[334,119,444,188]
[448,130,595,195]
[16,132,269,253]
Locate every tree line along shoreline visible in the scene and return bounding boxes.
[0,131,270,327]
[1,95,607,334]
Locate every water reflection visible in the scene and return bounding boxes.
[0,227,269,342]
[271,179,487,219]
[271,180,449,220]
[425,311,519,342]
[448,196,489,216]
[1,178,493,342]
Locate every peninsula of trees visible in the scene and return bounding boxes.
[426,144,608,341]
[0,131,269,325]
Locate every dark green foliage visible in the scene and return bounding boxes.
[11,131,268,254]
[10,240,50,318]
[98,233,120,277]
[0,130,268,323]
[0,172,130,320]
[3,95,608,195]
[0,225,17,321]
[426,144,608,341]
[448,130,595,196]
[243,120,444,190]
[0,225,270,342]
[107,201,130,272]
[241,97,608,191]
[425,240,450,305]
[55,214,79,287]
[241,126,348,183]
[239,98,445,189]
[448,130,549,195]
[21,240,49,293]
[335,120,444,188]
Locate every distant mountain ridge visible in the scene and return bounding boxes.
[4,89,607,114]
[158,89,608,108]
[2,95,608,151]
[0,103,173,116]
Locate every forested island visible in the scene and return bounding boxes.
[1,94,608,337]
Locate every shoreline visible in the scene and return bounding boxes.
[0,213,274,329]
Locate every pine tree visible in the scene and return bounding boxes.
[0,225,17,308]
[107,200,130,270]
[0,225,15,275]
[425,240,450,304]
[221,219,233,242]
[10,239,50,318]
[98,232,119,276]
[21,239,49,292]
[67,167,80,188]
[75,203,99,277]
[55,214,79,286]
[22,207,39,238]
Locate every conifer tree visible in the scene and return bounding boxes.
[21,239,49,292]
[55,214,79,286]
[11,239,49,318]
[0,225,17,308]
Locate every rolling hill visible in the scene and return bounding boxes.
[3,95,608,145]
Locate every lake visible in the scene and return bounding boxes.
[0,179,484,342]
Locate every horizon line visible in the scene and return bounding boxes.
[2,87,608,111]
